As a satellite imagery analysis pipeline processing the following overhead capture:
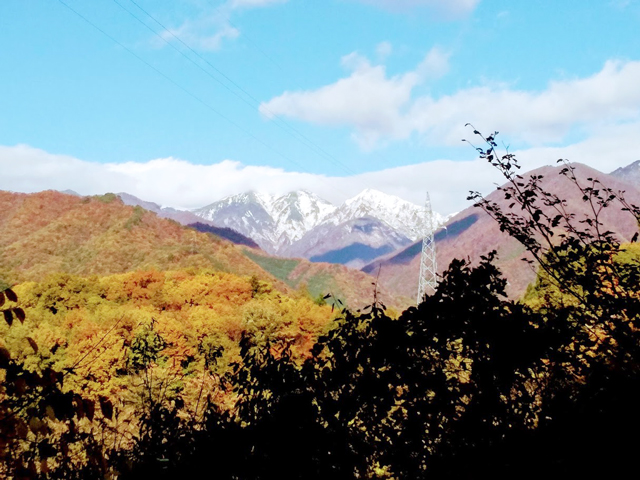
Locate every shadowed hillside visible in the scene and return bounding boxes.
[189,222,260,249]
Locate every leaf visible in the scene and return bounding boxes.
[4,288,17,302]
[0,346,11,366]
[16,420,28,439]
[45,405,56,421]
[3,310,13,326]
[73,395,85,419]
[13,307,25,323]
[83,399,95,421]
[29,417,45,435]
[99,396,113,420]
[26,337,38,353]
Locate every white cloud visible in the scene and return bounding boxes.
[2,124,640,216]
[375,41,393,60]
[160,0,286,51]
[351,0,480,17]
[0,145,135,194]
[262,56,640,150]
[410,59,640,145]
[260,47,450,150]
[415,46,450,80]
[161,21,239,51]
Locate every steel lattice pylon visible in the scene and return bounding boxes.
[417,192,437,304]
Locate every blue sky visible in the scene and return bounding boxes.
[1,0,640,213]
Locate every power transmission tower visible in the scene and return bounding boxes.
[417,192,438,304]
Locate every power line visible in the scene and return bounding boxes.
[57,0,317,177]
[111,1,265,116]
[122,0,357,176]
[202,0,283,70]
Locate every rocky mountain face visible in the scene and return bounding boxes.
[193,191,336,254]
[282,216,412,269]
[324,189,446,241]
[192,189,446,263]
[611,160,640,186]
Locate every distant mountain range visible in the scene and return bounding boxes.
[28,159,640,303]
[116,188,452,284]
[192,189,450,267]
[192,190,333,253]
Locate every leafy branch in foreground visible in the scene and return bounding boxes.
[465,126,640,372]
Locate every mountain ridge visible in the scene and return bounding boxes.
[117,192,260,248]
[192,189,447,259]
[364,162,640,300]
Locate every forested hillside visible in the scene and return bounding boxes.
[244,249,412,311]
[0,190,395,308]
[0,191,270,284]
[4,269,333,401]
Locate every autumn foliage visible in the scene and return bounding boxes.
[4,136,640,478]
[0,270,334,478]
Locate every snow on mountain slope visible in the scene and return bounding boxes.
[193,190,335,254]
[192,192,277,252]
[323,189,446,241]
[282,216,411,269]
[268,191,337,248]
[192,188,446,256]
[117,192,260,248]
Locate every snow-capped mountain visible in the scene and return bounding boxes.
[324,189,446,241]
[117,192,260,248]
[269,191,337,246]
[192,189,447,258]
[193,190,335,254]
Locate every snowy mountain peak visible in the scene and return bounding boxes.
[346,188,393,202]
[192,189,446,254]
[332,190,432,241]
[344,189,417,211]
[192,190,337,253]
